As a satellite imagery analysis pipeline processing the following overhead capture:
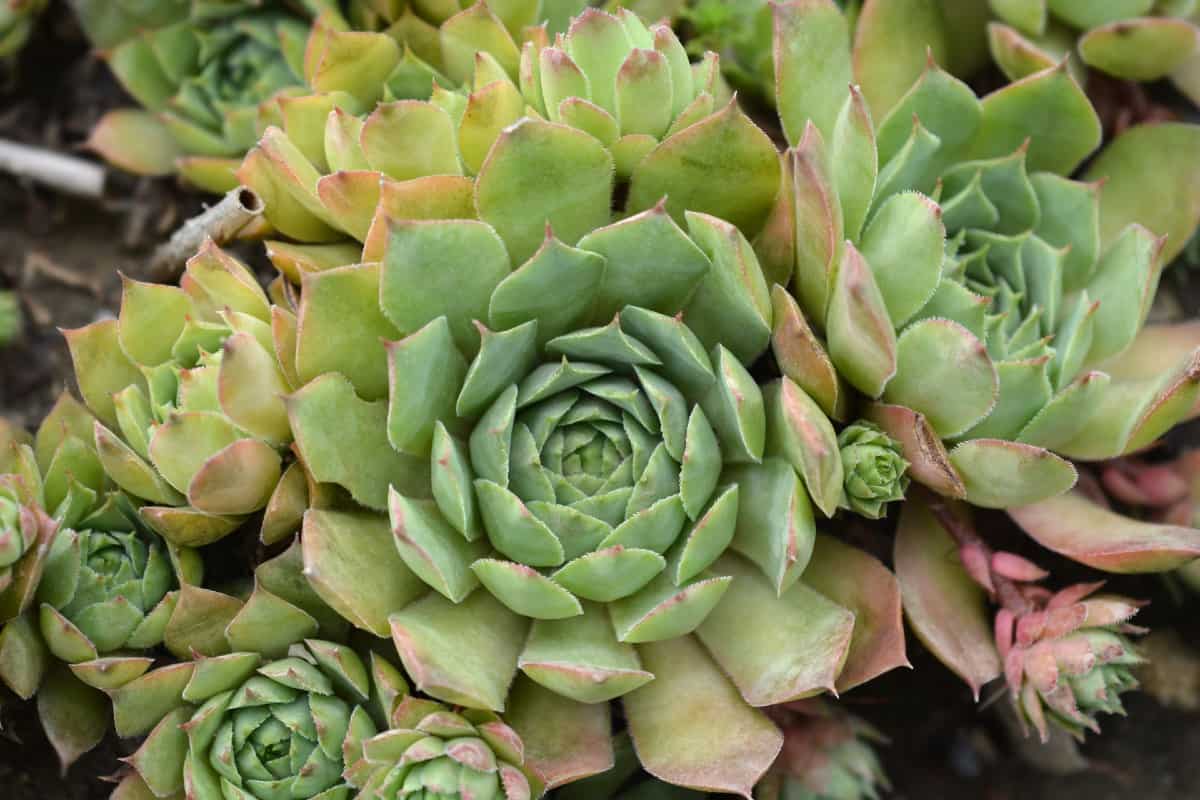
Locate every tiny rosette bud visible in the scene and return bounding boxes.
[837,422,909,519]
[37,522,175,661]
[346,699,535,800]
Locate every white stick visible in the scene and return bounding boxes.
[148,186,265,280]
[0,137,106,197]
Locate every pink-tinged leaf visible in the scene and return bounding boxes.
[1009,491,1200,573]
[865,403,966,499]
[86,109,180,176]
[62,320,147,430]
[625,635,782,798]
[316,170,382,242]
[37,665,109,770]
[804,534,910,692]
[506,675,614,789]
[770,285,847,422]
[894,496,1000,699]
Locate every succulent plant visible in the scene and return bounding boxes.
[763,2,1200,510]
[36,495,177,667]
[114,636,425,799]
[998,582,1145,741]
[0,289,19,346]
[985,0,1200,84]
[64,242,307,548]
[0,402,205,769]
[893,492,1165,740]
[83,5,312,192]
[0,0,46,58]
[345,695,540,799]
[836,422,906,519]
[82,1,594,190]
[238,4,779,266]
[756,700,889,800]
[276,197,909,794]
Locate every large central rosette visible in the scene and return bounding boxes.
[364,207,779,639]
[391,301,758,626]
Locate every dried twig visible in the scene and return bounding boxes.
[146,186,265,281]
[0,137,106,197]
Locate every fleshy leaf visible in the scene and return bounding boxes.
[625,635,782,798]
[1009,491,1200,573]
[894,497,1000,699]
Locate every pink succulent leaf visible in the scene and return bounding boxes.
[994,608,1015,662]
[1039,604,1088,640]
[1009,491,1200,573]
[1047,581,1107,610]
[958,539,995,595]
[990,552,1049,583]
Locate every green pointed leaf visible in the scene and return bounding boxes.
[698,554,854,704]
[63,320,146,430]
[288,373,430,510]
[773,0,852,144]
[1079,17,1198,82]
[698,346,765,464]
[576,207,711,323]
[553,546,666,602]
[763,378,843,518]
[471,559,583,619]
[519,601,651,703]
[625,635,781,797]
[883,319,998,438]
[296,263,400,402]
[391,491,488,603]
[860,191,945,327]
[970,64,1101,175]
[853,0,951,120]
[382,220,512,355]
[360,100,461,180]
[391,590,527,711]
[682,212,773,364]
[609,570,731,644]
[723,458,815,594]
[476,479,566,567]
[386,317,468,456]
[825,244,897,398]
[489,235,607,346]
[302,509,427,636]
[37,666,109,770]
[477,118,614,265]
[627,99,781,238]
